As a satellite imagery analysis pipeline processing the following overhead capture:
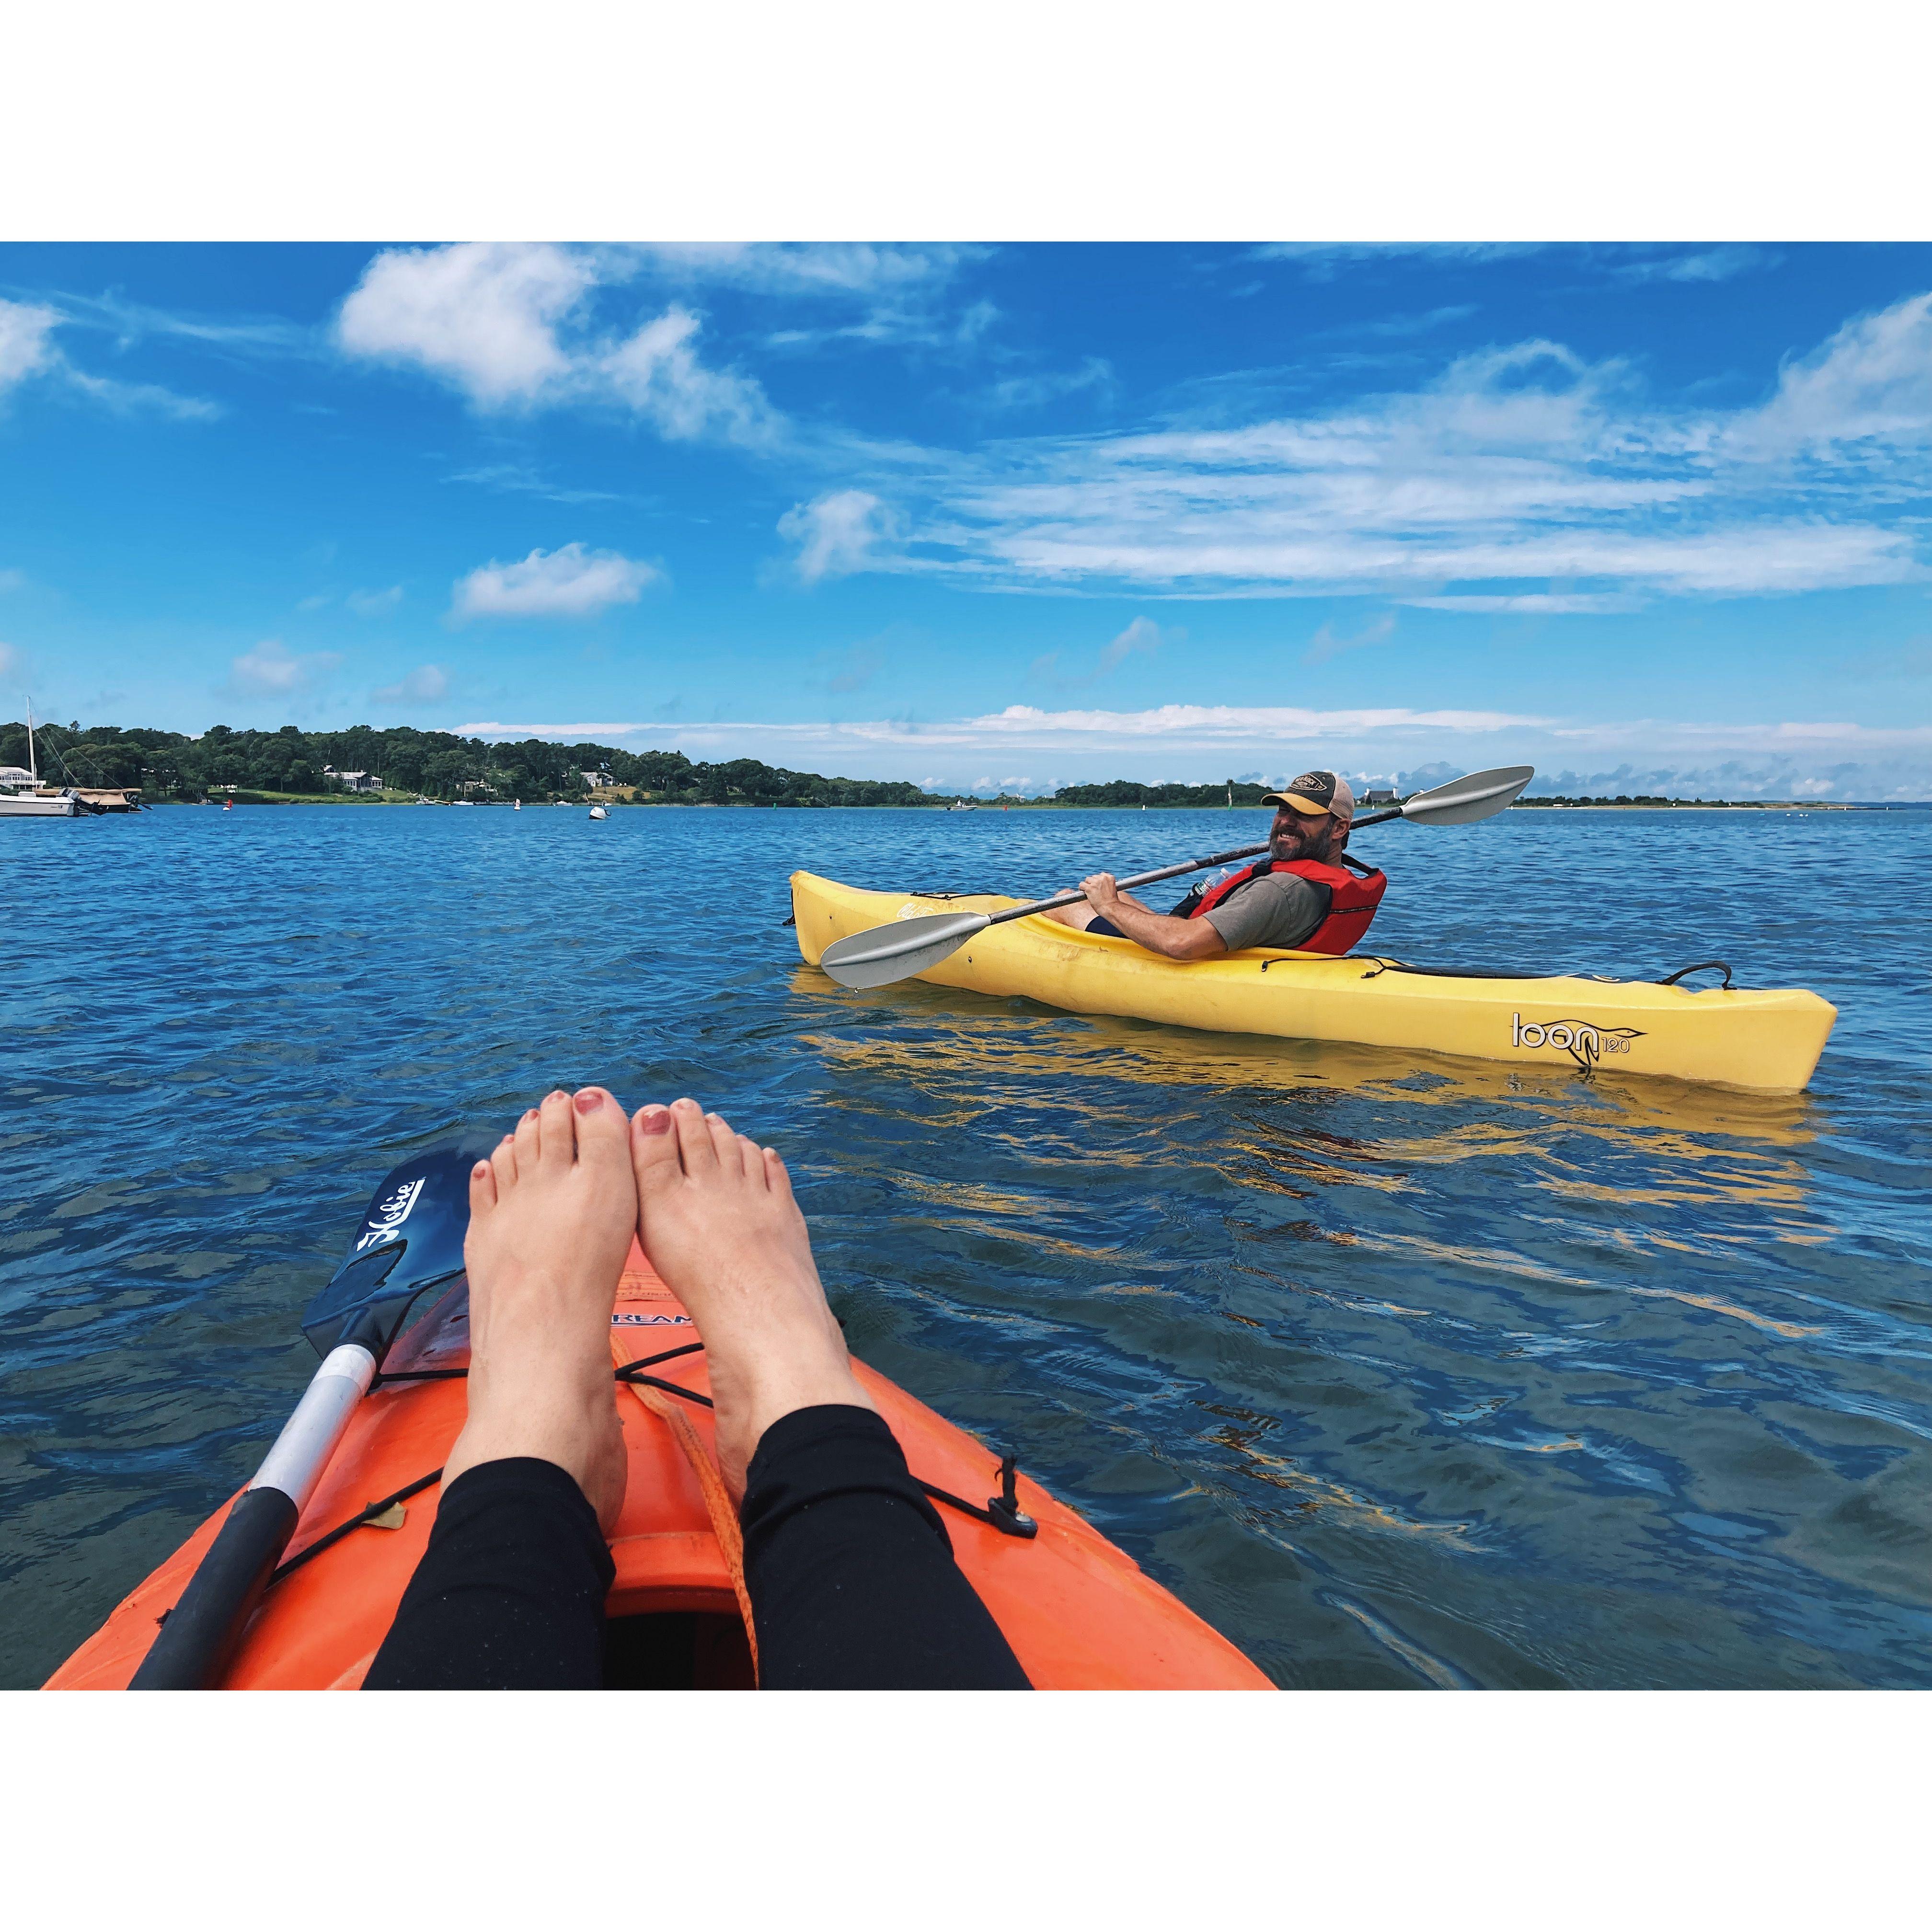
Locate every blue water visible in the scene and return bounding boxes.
[5,803,1930,1688]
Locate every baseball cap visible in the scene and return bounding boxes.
[1262,770,1355,822]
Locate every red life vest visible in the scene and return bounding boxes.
[1180,854,1387,955]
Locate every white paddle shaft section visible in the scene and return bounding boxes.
[247,1342,377,1512]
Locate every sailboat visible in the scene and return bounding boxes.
[0,701,84,818]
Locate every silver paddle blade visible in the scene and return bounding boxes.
[820,908,993,989]
[1401,764,1535,824]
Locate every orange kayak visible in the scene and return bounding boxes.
[49,1240,1268,1690]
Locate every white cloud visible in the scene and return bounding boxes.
[336,242,593,406]
[450,543,659,621]
[626,243,980,297]
[1402,593,1642,614]
[225,639,340,697]
[1251,243,1547,280]
[1610,245,1780,285]
[0,640,22,679]
[336,243,782,442]
[1098,615,1167,673]
[1731,291,1932,453]
[0,296,216,418]
[807,294,1932,605]
[0,569,23,594]
[778,490,900,584]
[598,306,778,446]
[453,703,1932,800]
[1306,611,1396,664]
[981,358,1114,412]
[0,299,60,391]
[374,664,449,704]
[346,585,403,617]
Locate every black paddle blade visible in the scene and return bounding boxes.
[300,1143,483,1359]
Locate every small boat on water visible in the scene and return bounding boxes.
[791,872,1837,1092]
[48,1147,1265,1690]
[588,804,610,821]
[947,800,977,812]
[0,702,92,819]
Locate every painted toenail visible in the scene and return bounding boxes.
[473,1161,490,1178]
[574,1088,603,1114]
[639,1107,672,1136]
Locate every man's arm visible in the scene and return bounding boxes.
[1078,874,1229,960]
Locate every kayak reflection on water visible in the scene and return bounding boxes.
[1040,770,1385,960]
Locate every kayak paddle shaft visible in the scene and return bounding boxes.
[126,1142,481,1690]
[985,840,1271,927]
[129,1338,378,1690]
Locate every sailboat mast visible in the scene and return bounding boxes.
[26,697,36,786]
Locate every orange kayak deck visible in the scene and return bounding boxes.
[48,1242,1269,1690]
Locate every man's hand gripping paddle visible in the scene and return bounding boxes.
[818,764,1535,990]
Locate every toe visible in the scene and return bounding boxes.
[630,1104,680,1192]
[671,1098,716,1173]
[736,1133,764,1185]
[572,1086,632,1173]
[536,1089,575,1167]
[762,1146,794,1202]
[512,1105,541,1174]
[491,1134,518,1197]
[469,1157,497,1216]
[704,1111,741,1171]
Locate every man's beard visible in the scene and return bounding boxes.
[1271,821,1331,863]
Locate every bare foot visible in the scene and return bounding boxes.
[442,1087,635,1532]
[630,1097,874,1504]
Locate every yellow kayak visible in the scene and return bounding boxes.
[790,872,1837,1093]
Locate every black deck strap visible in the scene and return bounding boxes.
[376,1342,708,1391]
[611,1342,706,1378]
[614,1369,714,1408]
[781,915,796,927]
[267,1469,445,1587]
[1658,960,1734,989]
[918,1452,1038,1540]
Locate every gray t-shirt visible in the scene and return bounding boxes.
[1196,871,1331,952]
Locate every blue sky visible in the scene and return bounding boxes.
[2,241,1930,798]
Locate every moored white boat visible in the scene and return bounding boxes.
[0,702,86,818]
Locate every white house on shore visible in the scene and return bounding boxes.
[322,766,382,794]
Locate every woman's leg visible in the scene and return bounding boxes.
[365,1087,635,1690]
[629,1099,1031,1690]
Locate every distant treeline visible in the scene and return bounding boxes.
[1519,794,1735,807]
[0,721,941,807]
[25,718,1763,811]
[1048,780,1283,808]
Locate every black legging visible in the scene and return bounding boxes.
[363,1405,1031,1690]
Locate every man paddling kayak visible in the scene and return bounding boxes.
[1042,770,1387,957]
